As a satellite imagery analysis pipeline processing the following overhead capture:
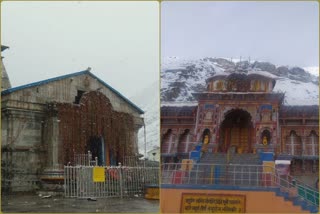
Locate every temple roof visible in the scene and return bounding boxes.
[206,72,276,86]
[161,106,197,117]
[279,105,319,118]
[1,45,9,52]
[205,72,277,93]
[1,70,144,114]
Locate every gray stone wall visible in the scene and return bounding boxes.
[2,150,44,192]
[1,109,46,192]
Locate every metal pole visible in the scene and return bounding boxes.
[119,163,123,199]
[64,166,67,197]
[88,151,91,166]
[143,121,147,168]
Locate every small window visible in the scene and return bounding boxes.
[254,81,260,91]
[216,81,223,90]
[74,90,85,104]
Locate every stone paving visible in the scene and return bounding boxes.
[2,193,159,213]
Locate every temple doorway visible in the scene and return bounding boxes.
[86,136,106,166]
[219,109,253,153]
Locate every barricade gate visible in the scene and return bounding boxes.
[64,165,159,198]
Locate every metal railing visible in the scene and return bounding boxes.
[123,156,141,167]
[162,163,270,187]
[64,165,159,198]
[123,156,160,167]
[161,163,319,207]
[74,151,97,166]
[273,172,319,207]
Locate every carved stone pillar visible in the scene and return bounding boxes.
[172,130,178,154]
[41,103,63,190]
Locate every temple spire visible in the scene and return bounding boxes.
[1,45,12,91]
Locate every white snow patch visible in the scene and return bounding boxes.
[304,66,319,77]
[273,78,319,105]
[247,70,278,79]
[161,101,198,107]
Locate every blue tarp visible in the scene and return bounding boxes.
[195,145,202,151]
[259,152,274,161]
[190,151,201,162]
[214,166,221,185]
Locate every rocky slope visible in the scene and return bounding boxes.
[161,57,318,105]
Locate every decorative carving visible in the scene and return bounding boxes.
[261,110,271,122]
[204,111,213,122]
[57,91,134,165]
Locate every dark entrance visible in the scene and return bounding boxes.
[219,109,253,153]
[86,136,105,166]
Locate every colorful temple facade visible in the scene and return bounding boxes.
[161,73,319,177]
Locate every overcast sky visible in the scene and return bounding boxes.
[162,1,319,68]
[1,1,159,99]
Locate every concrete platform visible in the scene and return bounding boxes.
[2,193,159,213]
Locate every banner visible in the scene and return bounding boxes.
[181,193,246,213]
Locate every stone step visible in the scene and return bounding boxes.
[199,153,262,165]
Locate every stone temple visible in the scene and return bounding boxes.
[1,46,144,192]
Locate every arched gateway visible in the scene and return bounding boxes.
[161,73,285,158]
[219,109,253,153]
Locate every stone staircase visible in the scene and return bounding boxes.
[199,152,262,165]
[199,153,227,164]
[275,188,319,213]
[230,153,262,165]
[194,152,318,213]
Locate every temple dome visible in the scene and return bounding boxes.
[206,72,276,92]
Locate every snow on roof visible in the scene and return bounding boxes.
[161,101,198,107]
[247,70,278,79]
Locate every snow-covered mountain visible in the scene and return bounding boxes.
[304,67,319,77]
[130,81,159,156]
[161,57,319,105]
